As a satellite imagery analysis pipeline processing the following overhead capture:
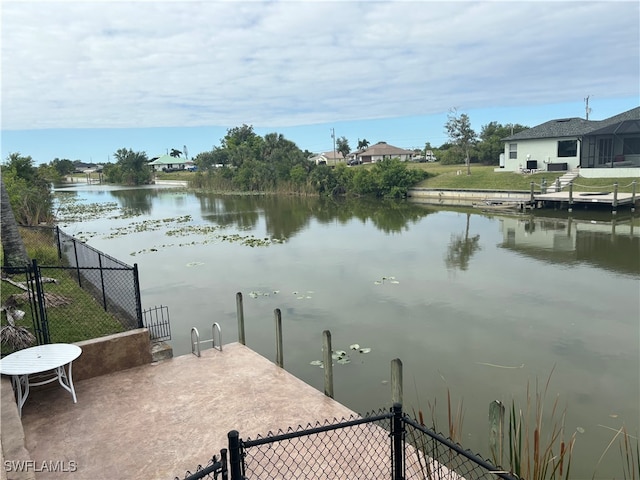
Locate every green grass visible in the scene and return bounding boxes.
[407,162,638,193]
[1,229,127,353]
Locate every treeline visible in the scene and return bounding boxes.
[1,153,54,225]
[190,125,428,198]
[430,121,529,166]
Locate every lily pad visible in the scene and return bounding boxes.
[337,358,351,365]
[310,360,323,366]
[358,347,372,354]
[349,344,360,350]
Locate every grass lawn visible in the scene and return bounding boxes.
[1,228,128,354]
[408,162,638,193]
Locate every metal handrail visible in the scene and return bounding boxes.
[191,323,223,357]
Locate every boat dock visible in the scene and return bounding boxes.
[3,343,358,479]
[533,190,638,211]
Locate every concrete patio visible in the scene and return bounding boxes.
[4,343,359,479]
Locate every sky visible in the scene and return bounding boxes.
[1,0,638,164]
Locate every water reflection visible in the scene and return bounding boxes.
[498,213,639,275]
[194,193,434,239]
[110,188,157,215]
[445,212,481,271]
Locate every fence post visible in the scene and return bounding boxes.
[228,430,243,480]
[568,181,573,213]
[274,308,283,368]
[529,181,534,203]
[55,226,62,260]
[613,182,618,215]
[632,180,636,213]
[72,239,82,287]
[98,254,107,311]
[323,330,334,398]
[555,177,561,192]
[236,292,245,345]
[133,264,144,328]
[31,259,51,344]
[391,403,404,480]
[541,178,547,194]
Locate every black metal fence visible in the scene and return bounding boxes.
[142,305,172,342]
[55,227,143,327]
[177,404,520,480]
[1,226,152,348]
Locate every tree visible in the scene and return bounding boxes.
[50,158,75,176]
[2,153,53,225]
[0,175,29,269]
[221,125,263,168]
[357,139,370,151]
[336,136,350,159]
[445,109,477,175]
[476,122,528,165]
[111,148,152,185]
[170,148,182,158]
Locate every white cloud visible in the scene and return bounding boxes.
[1,1,638,130]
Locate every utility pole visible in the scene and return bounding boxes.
[331,128,336,163]
[585,95,592,120]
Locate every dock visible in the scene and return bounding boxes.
[5,343,359,479]
[533,190,638,210]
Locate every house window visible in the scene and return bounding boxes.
[557,140,577,157]
[623,137,640,155]
[509,143,517,159]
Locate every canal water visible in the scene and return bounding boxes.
[53,183,639,478]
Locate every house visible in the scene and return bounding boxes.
[308,151,345,166]
[355,142,415,163]
[501,107,640,177]
[73,162,103,173]
[148,154,190,172]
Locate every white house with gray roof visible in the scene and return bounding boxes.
[502,107,640,177]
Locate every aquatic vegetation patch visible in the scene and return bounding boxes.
[107,216,193,238]
[55,198,121,223]
[310,344,372,368]
[373,276,400,285]
[129,233,285,255]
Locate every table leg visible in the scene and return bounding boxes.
[56,362,78,403]
[11,375,29,418]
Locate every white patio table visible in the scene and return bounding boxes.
[0,343,82,417]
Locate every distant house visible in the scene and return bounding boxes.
[308,151,345,166]
[148,154,190,172]
[355,142,415,163]
[502,107,639,177]
[73,162,103,173]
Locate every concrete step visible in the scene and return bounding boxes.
[547,172,578,192]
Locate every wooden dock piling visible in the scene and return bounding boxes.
[236,292,245,345]
[274,308,283,367]
[323,330,334,398]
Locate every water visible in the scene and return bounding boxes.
[53,183,639,478]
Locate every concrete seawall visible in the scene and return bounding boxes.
[408,188,531,207]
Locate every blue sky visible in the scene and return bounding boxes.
[1,1,638,164]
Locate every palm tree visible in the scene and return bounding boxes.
[0,175,29,270]
[357,139,370,151]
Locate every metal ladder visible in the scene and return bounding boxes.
[191,323,223,357]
